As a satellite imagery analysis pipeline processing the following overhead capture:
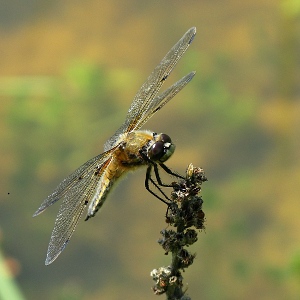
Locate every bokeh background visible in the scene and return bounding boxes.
[1,0,300,299]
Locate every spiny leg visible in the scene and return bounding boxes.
[154,163,184,216]
[159,163,185,180]
[139,147,184,185]
[140,148,182,203]
[152,163,184,189]
[145,165,170,205]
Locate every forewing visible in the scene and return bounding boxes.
[133,71,196,129]
[104,27,196,151]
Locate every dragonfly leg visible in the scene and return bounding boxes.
[145,164,171,205]
[140,148,181,204]
[159,163,185,180]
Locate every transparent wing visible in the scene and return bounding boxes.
[44,167,108,265]
[33,150,114,265]
[33,151,112,216]
[133,71,195,130]
[104,27,196,151]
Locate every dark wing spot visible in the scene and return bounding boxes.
[94,165,101,176]
[161,74,169,82]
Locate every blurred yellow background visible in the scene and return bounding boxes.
[0,0,300,299]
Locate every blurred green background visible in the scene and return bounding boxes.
[0,0,300,299]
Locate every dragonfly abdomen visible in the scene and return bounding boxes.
[85,156,127,220]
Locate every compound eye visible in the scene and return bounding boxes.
[160,134,171,143]
[149,141,165,161]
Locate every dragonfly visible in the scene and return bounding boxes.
[33,27,196,265]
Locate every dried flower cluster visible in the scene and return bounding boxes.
[151,164,207,299]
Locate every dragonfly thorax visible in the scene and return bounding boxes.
[116,131,175,166]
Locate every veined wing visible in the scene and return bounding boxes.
[33,150,114,265]
[104,27,196,151]
[33,151,113,216]
[133,71,195,130]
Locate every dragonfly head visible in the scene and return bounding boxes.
[148,133,175,163]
